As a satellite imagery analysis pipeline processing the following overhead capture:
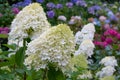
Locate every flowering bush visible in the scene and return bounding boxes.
[0,0,120,80]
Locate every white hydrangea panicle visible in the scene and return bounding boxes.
[99,56,118,67]
[96,66,116,78]
[75,23,95,44]
[8,3,50,46]
[75,39,95,57]
[24,24,75,72]
[81,23,95,41]
[81,23,95,34]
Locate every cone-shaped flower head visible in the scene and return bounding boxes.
[75,39,95,57]
[100,56,118,67]
[8,3,50,45]
[75,23,95,44]
[24,24,75,71]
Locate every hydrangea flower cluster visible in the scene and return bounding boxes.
[96,56,118,78]
[68,16,82,26]
[96,66,115,78]
[100,56,118,67]
[75,40,95,57]
[75,23,95,58]
[75,23,95,44]
[24,24,75,72]
[0,27,10,34]
[88,5,101,15]
[8,3,50,46]
[94,28,120,48]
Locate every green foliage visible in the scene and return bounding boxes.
[47,64,65,80]
[0,3,15,27]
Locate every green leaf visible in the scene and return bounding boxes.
[0,55,15,67]
[26,75,32,80]
[15,47,25,67]
[0,34,8,38]
[47,65,65,80]
[0,61,14,67]
[113,44,118,50]
[2,44,16,50]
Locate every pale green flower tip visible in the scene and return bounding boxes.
[55,24,74,35]
[23,3,42,10]
[100,76,115,80]
[71,54,88,69]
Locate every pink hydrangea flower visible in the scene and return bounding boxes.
[104,29,118,36]
[116,33,120,40]
[100,41,108,48]
[101,35,106,41]
[94,41,101,46]
[0,27,10,34]
[99,15,107,22]
[103,24,110,30]
[12,7,20,14]
[105,38,113,44]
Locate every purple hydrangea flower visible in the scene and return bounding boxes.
[71,0,77,3]
[12,0,32,8]
[88,5,101,15]
[93,5,101,10]
[66,2,73,8]
[110,15,118,22]
[88,7,95,15]
[46,10,55,18]
[36,0,44,3]
[75,0,87,7]
[56,4,63,9]
[46,2,55,9]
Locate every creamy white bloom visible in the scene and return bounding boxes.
[81,23,95,41]
[8,3,50,46]
[81,23,95,34]
[24,24,75,72]
[58,15,67,21]
[96,66,115,78]
[75,39,95,57]
[100,56,118,67]
[75,23,95,44]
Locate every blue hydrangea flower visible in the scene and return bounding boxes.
[71,0,77,3]
[46,10,55,18]
[36,0,44,3]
